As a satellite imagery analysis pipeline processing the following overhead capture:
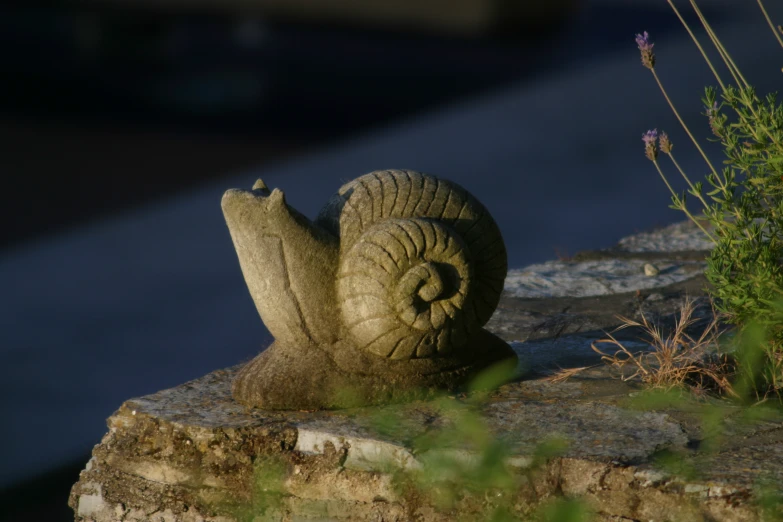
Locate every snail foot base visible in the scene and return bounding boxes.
[231,329,517,410]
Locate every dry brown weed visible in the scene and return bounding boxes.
[547,297,736,396]
[545,366,597,384]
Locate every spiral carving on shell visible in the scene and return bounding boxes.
[315,169,507,360]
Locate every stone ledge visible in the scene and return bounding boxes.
[70,362,782,521]
[69,221,783,521]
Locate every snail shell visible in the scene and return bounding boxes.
[315,169,507,360]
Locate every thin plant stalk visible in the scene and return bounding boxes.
[545,365,600,383]
[757,0,783,49]
[652,159,717,243]
[689,0,783,149]
[675,0,780,152]
[666,0,726,92]
[666,152,711,210]
[649,69,721,181]
[689,0,749,90]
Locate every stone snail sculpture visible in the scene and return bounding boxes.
[222,169,517,410]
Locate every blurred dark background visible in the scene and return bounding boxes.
[1,0,779,521]
[1,0,585,249]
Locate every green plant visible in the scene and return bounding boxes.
[226,362,594,521]
[225,454,288,522]
[637,0,783,399]
[370,363,592,521]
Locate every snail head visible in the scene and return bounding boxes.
[221,179,293,234]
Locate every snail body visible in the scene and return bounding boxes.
[222,170,516,410]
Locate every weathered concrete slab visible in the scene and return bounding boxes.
[615,220,716,253]
[487,273,714,344]
[487,220,714,344]
[69,361,783,522]
[505,259,706,299]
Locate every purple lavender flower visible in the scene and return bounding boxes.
[635,31,656,69]
[706,101,721,137]
[643,129,659,161]
[659,131,672,154]
[635,32,654,51]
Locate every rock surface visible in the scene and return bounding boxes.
[70,220,783,521]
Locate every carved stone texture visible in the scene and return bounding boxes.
[221,170,516,410]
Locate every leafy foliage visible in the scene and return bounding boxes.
[367,362,587,521]
[640,0,783,399]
